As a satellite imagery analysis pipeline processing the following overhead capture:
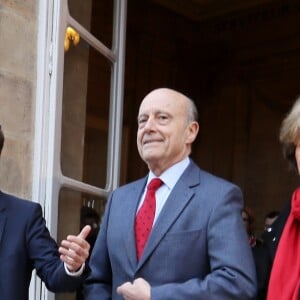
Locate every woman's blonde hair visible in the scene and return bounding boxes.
[279,97,300,170]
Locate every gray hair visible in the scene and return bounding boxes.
[186,97,199,123]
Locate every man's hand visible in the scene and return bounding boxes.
[117,278,151,300]
[59,225,91,272]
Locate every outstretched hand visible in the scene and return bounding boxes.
[59,225,91,272]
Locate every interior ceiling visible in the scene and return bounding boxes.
[152,0,277,21]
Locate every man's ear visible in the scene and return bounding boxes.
[186,121,199,144]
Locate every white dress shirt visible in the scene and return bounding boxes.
[137,157,190,224]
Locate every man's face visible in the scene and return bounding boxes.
[264,217,277,230]
[136,89,198,175]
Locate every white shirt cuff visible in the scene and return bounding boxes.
[64,262,85,277]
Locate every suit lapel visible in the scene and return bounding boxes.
[137,162,200,268]
[123,178,148,269]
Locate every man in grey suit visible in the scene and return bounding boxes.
[83,88,257,299]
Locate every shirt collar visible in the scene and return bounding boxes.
[148,157,190,190]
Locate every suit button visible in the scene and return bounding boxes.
[272,237,277,242]
[267,227,272,232]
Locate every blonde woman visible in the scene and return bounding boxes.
[260,98,300,300]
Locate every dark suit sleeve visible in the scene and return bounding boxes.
[27,203,87,292]
[252,243,272,300]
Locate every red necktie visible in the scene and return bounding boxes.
[135,178,163,260]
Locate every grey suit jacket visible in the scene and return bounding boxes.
[84,160,257,299]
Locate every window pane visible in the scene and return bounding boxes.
[56,187,107,300]
[57,187,106,242]
[61,34,112,188]
[68,0,113,48]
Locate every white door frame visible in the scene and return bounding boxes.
[31,1,127,299]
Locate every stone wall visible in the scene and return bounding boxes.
[0,1,38,198]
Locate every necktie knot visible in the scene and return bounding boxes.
[147,178,163,191]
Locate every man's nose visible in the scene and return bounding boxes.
[143,117,156,130]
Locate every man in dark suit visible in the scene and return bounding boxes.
[83,88,257,299]
[254,204,290,299]
[0,126,91,300]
